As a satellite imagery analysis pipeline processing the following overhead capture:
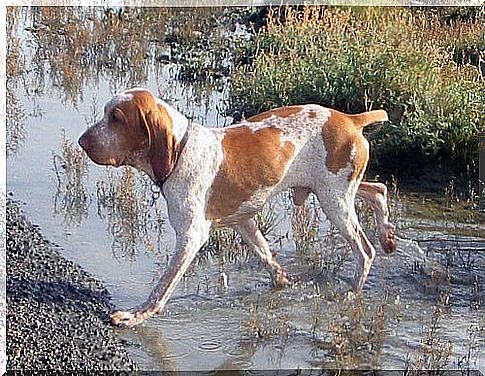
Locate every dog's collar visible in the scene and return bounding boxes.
[154,119,193,188]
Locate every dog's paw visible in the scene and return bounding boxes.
[273,268,290,288]
[110,310,144,327]
[380,223,397,254]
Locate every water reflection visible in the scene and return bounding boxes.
[51,144,168,259]
[6,8,27,158]
[96,168,166,260]
[125,325,179,372]
[52,130,90,227]
[6,90,27,159]
[8,6,246,108]
[23,7,170,104]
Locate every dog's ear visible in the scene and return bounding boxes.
[142,104,177,183]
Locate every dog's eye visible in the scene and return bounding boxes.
[111,111,123,123]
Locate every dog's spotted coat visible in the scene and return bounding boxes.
[79,88,396,326]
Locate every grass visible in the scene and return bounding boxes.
[454,324,481,370]
[231,6,483,175]
[291,195,350,276]
[323,292,391,369]
[246,298,293,341]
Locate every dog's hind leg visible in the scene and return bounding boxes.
[234,218,289,288]
[315,187,376,292]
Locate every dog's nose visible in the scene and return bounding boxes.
[78,133,89,151]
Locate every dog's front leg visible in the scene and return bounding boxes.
[111,207,211,327]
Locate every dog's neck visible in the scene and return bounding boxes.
[153,119,192,188]
[126,101,193,186]
[126,125,192,186]
[153,100,192,187]
[156,98,190,142]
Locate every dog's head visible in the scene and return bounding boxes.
[78,88,179,182]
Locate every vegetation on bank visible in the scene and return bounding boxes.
[231,7,484,173]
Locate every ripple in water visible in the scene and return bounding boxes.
[162,349,190,362]
[198,341,223,352]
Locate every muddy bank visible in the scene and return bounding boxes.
[6,198,136,371]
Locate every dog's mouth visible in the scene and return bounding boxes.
[81,148,125,168]
[96,156,125,168]
[79,135,127,167]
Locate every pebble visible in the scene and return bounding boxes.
[6,199,137,371]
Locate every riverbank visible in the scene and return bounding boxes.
[6,198,136,371]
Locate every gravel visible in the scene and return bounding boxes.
[6,199,137,371]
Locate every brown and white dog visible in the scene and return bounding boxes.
[79,87,396,326]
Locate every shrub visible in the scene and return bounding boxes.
[231,6,484,170]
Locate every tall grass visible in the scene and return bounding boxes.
[231,7,483,170]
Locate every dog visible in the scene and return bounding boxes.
[78,88,396,326]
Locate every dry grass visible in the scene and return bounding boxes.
[454,324,481,370]
[405,293,455,371]
[196,227,246,267]
[325,293,391,369]
[292,199,320,259]
[245,295,293,343]
[290,194,354,277]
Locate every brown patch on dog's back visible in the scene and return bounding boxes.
[207,126,295,221]
[322,110,369,181]
[247,106,303,123]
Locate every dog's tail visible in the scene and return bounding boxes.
[350,109,388,129]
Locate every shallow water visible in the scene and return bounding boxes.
[6,7,484,372]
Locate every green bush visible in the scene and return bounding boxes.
[231,7,484,170]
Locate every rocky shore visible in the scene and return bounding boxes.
[6,199,136,371]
